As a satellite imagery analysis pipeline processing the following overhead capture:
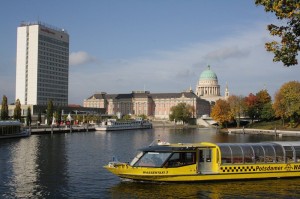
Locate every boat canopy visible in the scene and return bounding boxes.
[216,142,300,164]
[0,121,22,126]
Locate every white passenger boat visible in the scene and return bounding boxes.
[95,118,152,131]
[0,121,31,139]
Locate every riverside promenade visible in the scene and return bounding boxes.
[227,128,300,137]
[30,125,95,135]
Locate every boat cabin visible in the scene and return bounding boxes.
[0,121,22,136]
[129,141,300,173]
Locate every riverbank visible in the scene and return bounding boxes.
[226,128,300,137]
[30,125,95,135]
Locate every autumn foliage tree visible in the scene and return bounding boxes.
[255,0,300,66]
[227,95,245,128]
[244,93,259,123]
[211,99,233,128]
[273,81,300,127]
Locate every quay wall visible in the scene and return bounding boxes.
[31,126,95,135]
[227,128,300,137]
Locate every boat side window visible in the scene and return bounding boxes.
[274,145,284,163]
[220,146,232,164]
[133,152,171,167]
[252,145,265,163]
[262,145,275,163]
[294,146,300,162]
[165,152,196,168]
[284,146,295,163]
[231,145,243,164]
[241,145,254,163]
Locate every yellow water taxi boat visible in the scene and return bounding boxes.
[104,140,300,182]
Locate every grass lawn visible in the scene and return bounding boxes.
[245,119,300,131]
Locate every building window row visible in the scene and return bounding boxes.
[38,69,68,77]
[39,35,69,48]
[38,55,68,64]
[39,51,68,60]
[39,47,68,56]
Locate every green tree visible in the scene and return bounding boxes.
[26,107,32,126]
[56,107,62,125]
[169,102,193,124]
[47,100,54,125]
[255,0,300,66]
[256,89,272,119]
[227,95,245,128]
[273,81,300,127]
[13,99,22,121]
[37,110,42,125]
[1,95,9,120]
[260,102,275,121]
[211,99,232,128]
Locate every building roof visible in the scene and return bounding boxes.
[199,65,218,81]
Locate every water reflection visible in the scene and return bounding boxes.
[111,178,300,199]
[1,127,300,198]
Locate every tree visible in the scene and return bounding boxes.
[273,81,300,127]
[255,0,300,66]
[1,95,9,120]
[256,89,272,119]
[211,99,233,128]
[56,107,62,125]
[169,102,193,124]
[26,107,32,126]
[47,100,54,125]
[260,102,275,121]
[244,93,259,123]
[227,95,245,128]
[37,110,42,125]
[13,99,22,121]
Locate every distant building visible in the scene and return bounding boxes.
[15,21,69,106]
[195,65,229,103]
[83,90,210,120]
[83,65,228,120]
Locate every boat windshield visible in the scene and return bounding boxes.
[133,152,172,167]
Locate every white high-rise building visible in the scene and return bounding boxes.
[15,22,69,106]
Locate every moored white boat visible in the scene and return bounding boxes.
[0,120,31,139]
[95,118,152,131]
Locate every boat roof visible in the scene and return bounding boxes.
[0,120,22,126]
[141,141,300,152]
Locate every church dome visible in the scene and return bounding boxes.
[199,65,218,81]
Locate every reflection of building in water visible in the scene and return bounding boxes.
[9,138,39,198]
[35,136,68,197]
[195,65,229,104]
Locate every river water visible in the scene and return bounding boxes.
[1,127,300,199]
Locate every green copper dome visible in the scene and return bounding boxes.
[199,65,218,81]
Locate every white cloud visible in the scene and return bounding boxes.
[69,23,300,104]
[69,51,96,66]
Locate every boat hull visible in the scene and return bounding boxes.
[95,125,152,131]
[0,130,31,139]
[104,163,300,182]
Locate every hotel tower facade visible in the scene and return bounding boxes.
[15,22,69,106]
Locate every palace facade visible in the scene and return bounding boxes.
[83,90,210,119]
[83,65,228,119]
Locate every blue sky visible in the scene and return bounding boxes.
[0,0,299,104]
